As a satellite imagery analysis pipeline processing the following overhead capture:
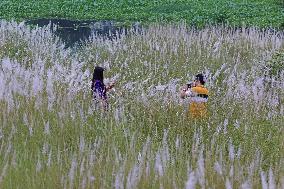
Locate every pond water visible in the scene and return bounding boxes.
[26,19,141,48]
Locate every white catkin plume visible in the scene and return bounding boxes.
[79,157,85,178]
[69,156,77,189]
[62,175,67,189]
[36,156,42,172]
[197,151,205,189]
[44,121,50,135]
[135,137,151,182]
[57,146,62,165]
[234,119,240,129]
[23,113,29,126]
[223,118,228,134]
[3,143,12,161]
[268,168,276,189]
[47,149,52,167]
[229,141,235,161]
[175,136,181,149]
[236,147,242,160]
[155,151,163,177]
[32,73,43,96]
[114,148,122,164]
[87,169,95,184]
[11,151,17,167]
[229,165,234,178]
[0,72,5,100]
[81,177,87,189]
[6,92,14,112]
[225,177,232,189]
[115,166,125,189]
[260,171,268,189]
[42,142,49,155]
[241,180,251,189]
[214,161,223,176]
[126,164,139,189]
[145,160,150,178]
[46,69,55,111]
[161,130,170,167]
[0,161,9,184]
[185,171,197,189]
[88,150,96,167]
[79,135,85,153]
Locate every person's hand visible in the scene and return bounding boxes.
[180,85,188,92]
[109,81,115,88]
[106,81,115,91]
[179,86,188,99]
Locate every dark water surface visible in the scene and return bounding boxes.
[26,19,141,48]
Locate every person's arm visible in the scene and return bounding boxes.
[180,86,198,99]
[105,81,115,92]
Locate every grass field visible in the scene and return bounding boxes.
[0,0,284,28]
[0,20,283,188]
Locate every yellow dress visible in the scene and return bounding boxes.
[188,85,209,118]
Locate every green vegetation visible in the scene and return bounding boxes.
[266,50,284,77]
[0,21,284,188]
[0,0,284,28]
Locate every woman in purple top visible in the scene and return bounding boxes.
[91,66,114,110]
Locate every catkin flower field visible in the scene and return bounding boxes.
[0,21,283,188]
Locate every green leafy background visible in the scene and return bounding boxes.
[0,0,284,28]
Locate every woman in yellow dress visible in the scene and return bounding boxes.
[180,74,209,118]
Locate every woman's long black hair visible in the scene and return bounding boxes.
[195,74,205,85]
[91,66,105,90]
